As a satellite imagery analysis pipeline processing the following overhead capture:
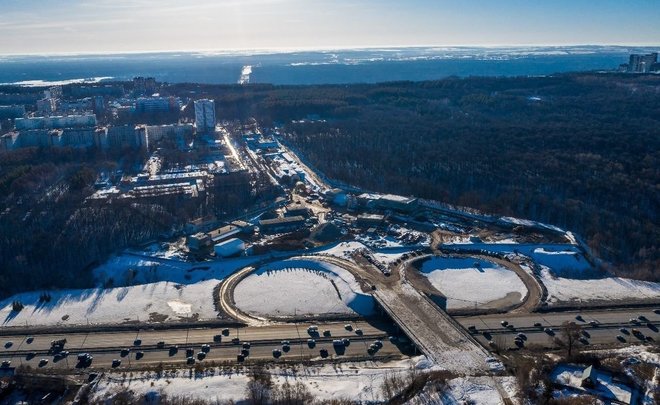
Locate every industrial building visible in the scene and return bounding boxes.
[258,216,306,234]
[213,238,245,257]
[357,193,419,213]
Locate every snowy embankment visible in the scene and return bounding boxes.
[0,254,259,327]
[552,364,632,404]
[234,258,375,317]
[535,265,660,306]
[443,243,591,277]
[419,257,527,310]
[91,357,517,404]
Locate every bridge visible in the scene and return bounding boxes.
[374,284,490,373]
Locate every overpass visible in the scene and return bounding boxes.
[374,284,490,373]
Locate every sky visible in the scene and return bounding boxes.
[0,0,658,55]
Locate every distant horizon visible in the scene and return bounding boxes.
[1,44,659,58]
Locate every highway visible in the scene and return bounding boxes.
[456,307,660,350]
[0,320,405,371]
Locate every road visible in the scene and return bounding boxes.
[0,320,404,371]
[456,307,660,350]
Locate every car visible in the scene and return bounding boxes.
[38,359,49,367]
[533,322,542,327]
[168,346,178,355]
[488,341,497,347]
[373,340,383,349]
[282,344,291,353]
[307,339,316,348]
[544,328,554,335]
[578,337,589,345]
[644,336,655,342]
[616,335,626,342]
[242,342,251,350]
[241,348,250,357]
[186,348,194,357]
[323,330,331,337]
[500,321,508,327]
[213,335,222,342]
[27,352,37,360]
[231,338,240,345]
[186,357,195,365]
[388,336,398,343]
[342,338,351,346]
[319,348,329,358]
[272,349,282,358]
[135,351,144,360]
[197,352,206,361]
[638,315,648,321]
[355,328,363,336]
[307,325,318,334]
[629,318,640,325]
[619,327,629,334]
[632,328,641,335]
[588,321,600,327]
[133,339,142,346]
[1,360,11,368]
[201,344,211,353]
[467,325,477,332]
[581,330,591,338]
[654,309,660,315]
[26,336,34,344]
[222,328,230,336]
[157,341,165,348]
[333,339,344,347]
[344,324,353,331]
[236,354,245,363]
[281,340,290,346]
[4,341,12,349]
[120,348,130,357]
[111,359,121,368]
[575,315,584,321]
[506,324,515,330]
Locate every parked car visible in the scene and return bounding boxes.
[112,359,121,368]
[38,359,49,367]
[213,335,222,342]
[186,357,195,365]
[157,341,165,348]
[135,351,144,360]
[197,352,206,361]
[272,349,282,358]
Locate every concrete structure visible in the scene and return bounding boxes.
[135,97,179,114]
[357,213,385,227]
[358,193,418,213]
[145,123,194,143]
[208,224,242,243]
[0,105,25,119]
[627,53,658,73]
[213,238,245,257]
[258,216,305,234]
[187,232,211,250]
[194,99,216,133]
[15,114,97,130]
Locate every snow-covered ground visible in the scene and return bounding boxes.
[234,258,375,317]
[552,364,632,404]
[0,280,220,327]
[443,243,592,277]
[92,357,424,403]
[0,254,263,327]
[419,257,527,310]
[536,265,660,306]
[91,357,517,404]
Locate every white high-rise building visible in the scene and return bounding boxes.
[194,99,216,133]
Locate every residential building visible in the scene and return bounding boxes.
[627,53,658,73]
[194,99,216,133]
[15,114,97,130]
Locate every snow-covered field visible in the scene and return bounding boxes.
[0,280,220,327]
[0,254,261,327]
[419,257,527,310]
[536,265,660,305]
[552,364,632,404]
[444,243,592,277]
[91,357,516,404]
[92,357,422,403]
[234,258,375,317]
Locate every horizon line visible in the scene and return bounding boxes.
[1,43,659,58]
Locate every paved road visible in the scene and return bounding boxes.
[0,320,405,370]
[456,307,660,350]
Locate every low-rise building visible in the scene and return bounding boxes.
[187,233,211,250]
[214,238,245,257]
[258,216,306,234]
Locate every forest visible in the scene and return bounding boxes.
[173,73,659,280]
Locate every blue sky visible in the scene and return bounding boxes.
[0,0,658,54]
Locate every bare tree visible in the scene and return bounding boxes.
[561,321,582,359]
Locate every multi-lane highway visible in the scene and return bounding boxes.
[0,320,404,371]
[456,307,660,350]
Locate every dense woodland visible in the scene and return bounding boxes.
[173,74,659,280]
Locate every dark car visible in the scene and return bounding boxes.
[112,359,121,368]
